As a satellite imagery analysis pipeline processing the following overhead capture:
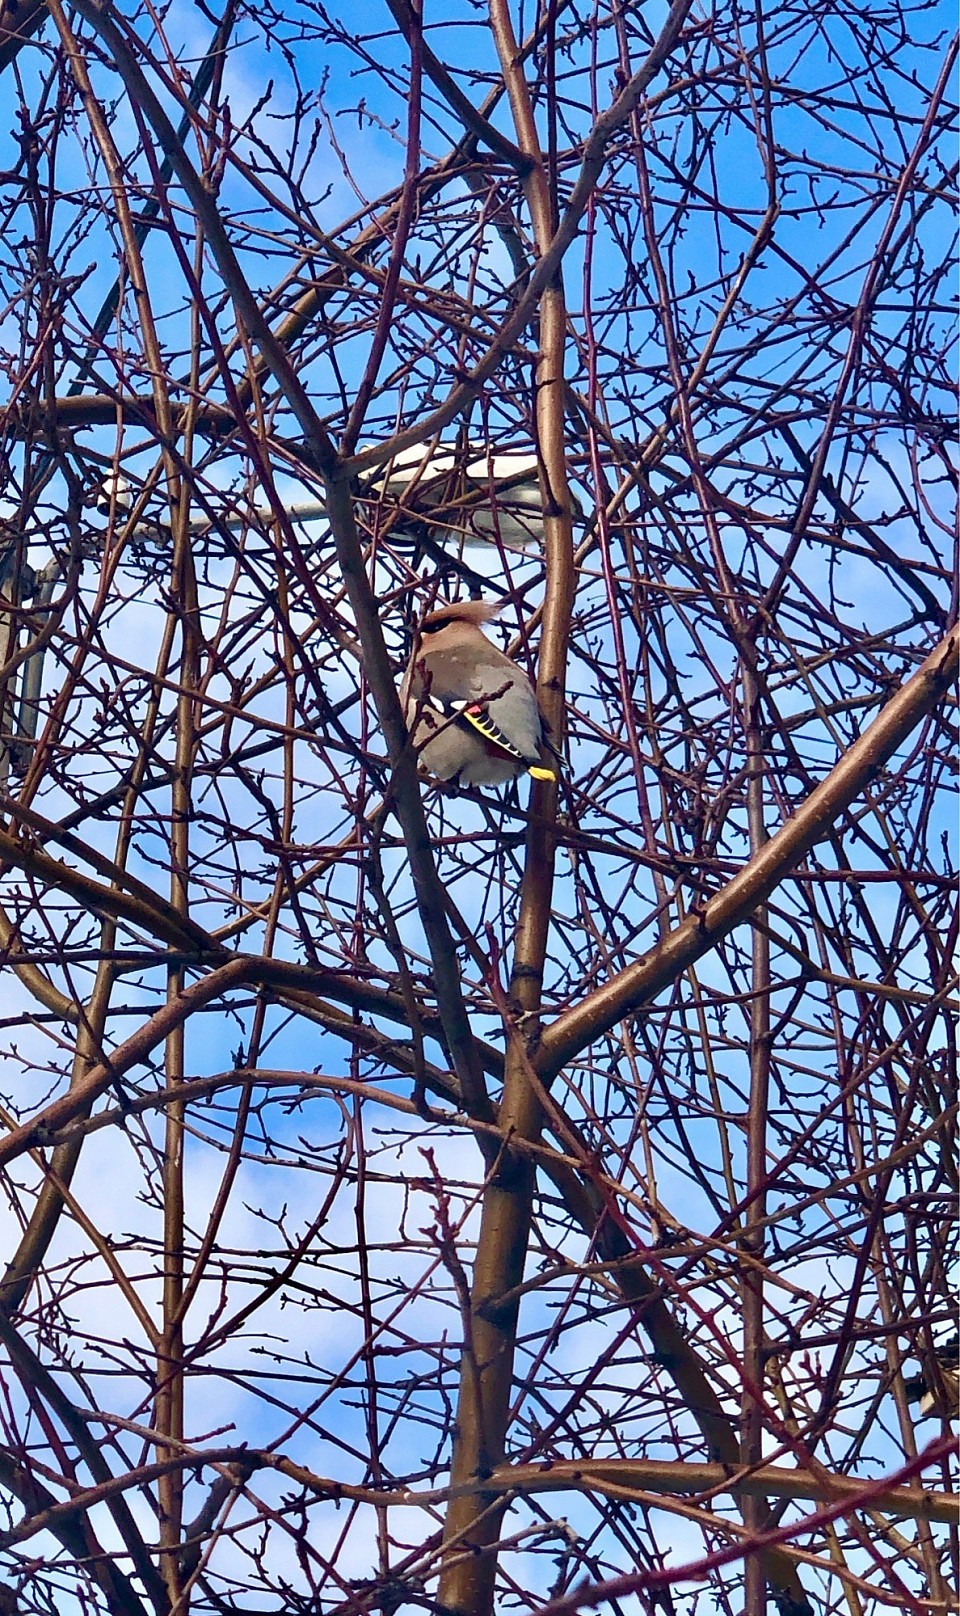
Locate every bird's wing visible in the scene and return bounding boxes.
[450,699,527,760]
[423,695,555,781]
[416,647,556,779]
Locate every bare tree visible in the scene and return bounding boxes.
[0,0,955,1614]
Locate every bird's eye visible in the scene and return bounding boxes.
[419,615,452,635]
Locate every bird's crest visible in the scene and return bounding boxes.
[419,599,502,634]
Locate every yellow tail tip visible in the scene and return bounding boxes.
[528,765,556,782]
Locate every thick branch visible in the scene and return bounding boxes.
[539,626,959,1075]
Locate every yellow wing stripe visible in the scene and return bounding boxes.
[432,698,556,780]
[457,703,522,756]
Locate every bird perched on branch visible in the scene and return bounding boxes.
[400,600,556,787]
[373,443,579,550]
[905,1334,959,1419]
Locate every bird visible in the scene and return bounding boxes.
[95,470,131,514]
[400,600,556,787]
[372,443,580,550]
[905,1334,959,1419]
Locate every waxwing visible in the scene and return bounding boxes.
[400,601,556,786]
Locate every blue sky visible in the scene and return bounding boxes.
[0,0,955,1610]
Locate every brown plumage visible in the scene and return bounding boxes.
[419,601,501,629]
[400,601,555,786]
